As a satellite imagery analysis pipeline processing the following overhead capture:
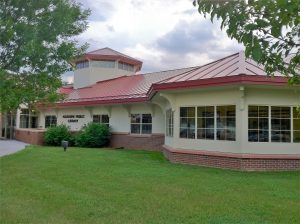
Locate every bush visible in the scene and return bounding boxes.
[75,122,111,148]
[44,124,74,146]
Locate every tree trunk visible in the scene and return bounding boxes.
[4,112,7,139]
[9,112,13,139]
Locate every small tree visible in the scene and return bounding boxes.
[193,0,300,84]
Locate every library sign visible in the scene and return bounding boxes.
[62,115,85,123]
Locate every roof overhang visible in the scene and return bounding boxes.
[148,74,291,98]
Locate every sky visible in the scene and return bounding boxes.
[63,0,243,83]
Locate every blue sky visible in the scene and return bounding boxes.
[63,0,243,83]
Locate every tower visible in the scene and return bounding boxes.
[73,47,143,89]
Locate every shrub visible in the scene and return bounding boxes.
[75,122,111,148]
[44,124,74,146]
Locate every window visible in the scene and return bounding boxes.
[91,60,115,68]
[45,115,57,128]
[20,109,29,128]
[271,106,291,142]
[180,107,195,139]
[248,106,269,142]
[293,108,300,143]
[19,109,38,128]
[166,109,174,137]
[76,61,89,69]
[131,114,152,134]
[179,105,236,141]
[197,106,214,140]
[118,61,134,71]
[217,105,236,141]
[93,114,109,126]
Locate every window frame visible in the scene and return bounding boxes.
[19,109,38,129]
[92,114,110,126]
[118,61,134,72]
[44,115,57,128]
[91,60,115,68]
[179,105,236,141]
[75,60,89,69]
[166,109,174,137]
[130,113,152,135]
[248,105,269,142]
[247,105,298,143]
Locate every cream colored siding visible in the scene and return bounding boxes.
[39,104,165,134]
[162,86,300,155]
[74,63,136,89]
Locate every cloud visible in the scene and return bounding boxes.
[125,19,243,73]
[78,0,114,22]
[62,0,244,82]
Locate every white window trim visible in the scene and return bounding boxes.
[179,105,236,141]
[130,113,152,135]
[247,105,297,143]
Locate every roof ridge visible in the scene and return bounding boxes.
[237,51,248,74]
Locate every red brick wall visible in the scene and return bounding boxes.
[163,145,300,171]
[110,133,164,151]
[15,130,165,151]
[15,129,45,145]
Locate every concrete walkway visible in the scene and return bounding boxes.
[0,140,28,157]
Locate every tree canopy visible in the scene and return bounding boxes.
[193,0,300,84]
[0,0,90,112]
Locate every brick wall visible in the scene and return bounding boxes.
[15,129,165,151]
[110,133,164,151]
[163,145,300,171]
[15,129,45,145]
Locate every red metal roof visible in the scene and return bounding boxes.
[57,67,197,107]
[57,85,74,94]
[156,51,284,84]
[56,51,291,107]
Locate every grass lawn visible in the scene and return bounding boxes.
[0,146,299,224]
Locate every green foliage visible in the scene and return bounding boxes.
[194,0,300,84]
[44,124,74,146]
[75,123,111,148]
[0,0,90,112]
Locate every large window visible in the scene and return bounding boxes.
[45,115,57,128]
[131,114,152,134]
[197,106,214,140]
[216,105,236,141]
[19,109,38,128]
[271,106,291,142]
[118,61,134,72]
[91,60,115,68]
[248,106,269,142]
[93,114,109,126]
[166,109,174,137]
[76,61,89,69]
[293,108,300,142]
[179,105,236,141]
[247,105,300,143]
[180,107,195,139]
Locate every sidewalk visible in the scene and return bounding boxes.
[0,140,28,157]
